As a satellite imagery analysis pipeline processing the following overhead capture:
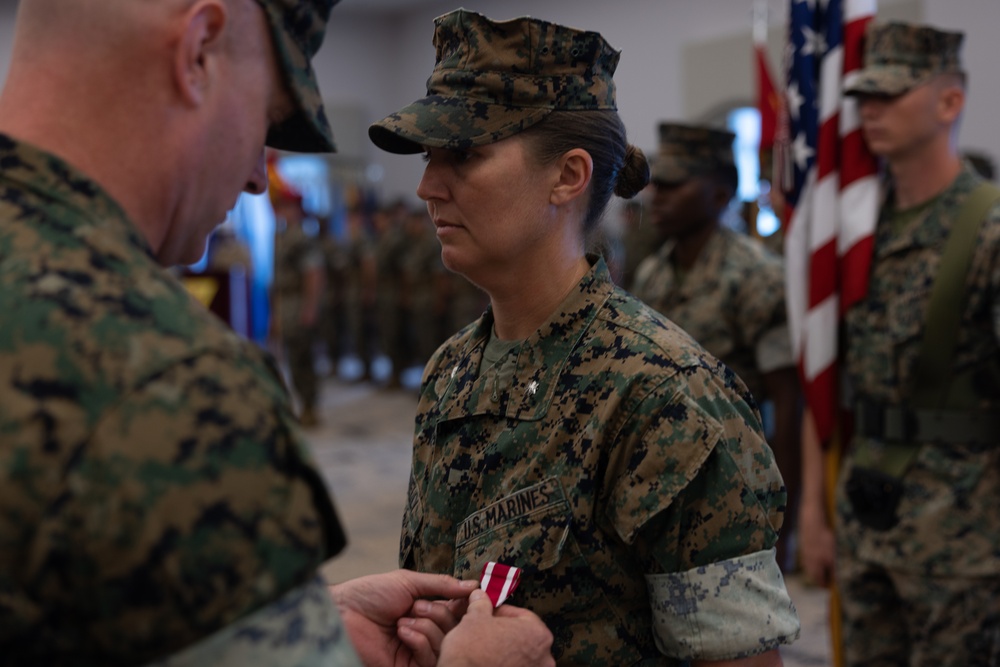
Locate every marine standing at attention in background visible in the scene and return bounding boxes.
[798,21,1000,667]
[631,123,801,572]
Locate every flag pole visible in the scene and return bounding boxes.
[826,429,845,667]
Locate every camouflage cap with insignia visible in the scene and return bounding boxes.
[255,0,339,153]
[844,21,964,97]
[368,9,620,155]
[650,122,736,185]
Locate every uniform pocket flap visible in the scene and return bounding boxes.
[453,478,571,577]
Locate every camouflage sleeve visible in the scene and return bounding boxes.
[735,253,787,354]
[627,440,783,572]
[605,368,798,659]
[633,445,798,659]
[33,350,341,663]
[146,576,362,667]
[605,367,785,547]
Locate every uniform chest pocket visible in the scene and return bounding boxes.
[452,478,574,579]
[454,479,627,654]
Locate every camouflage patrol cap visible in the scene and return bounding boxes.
[844,21,964,97]
[368,9,620,155]
[254,0,339,153]
[650,122,736,185]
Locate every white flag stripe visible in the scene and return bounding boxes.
[804,295,839,379]
[839,179,881,251]
[818,47,844,121]
[785,170,816,356]
[811,174,840,251]
[845,0,877,21]
[840,96,861,134]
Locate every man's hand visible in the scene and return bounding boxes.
[798,503,836,587]
[437,588,555,667]
[798,408,837,587]
[329,570,477,667]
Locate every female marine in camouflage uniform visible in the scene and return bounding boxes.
[369,10,799,666]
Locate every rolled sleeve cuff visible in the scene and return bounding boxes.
[755,325,794,374]
[645,548,800,661]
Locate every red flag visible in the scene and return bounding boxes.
[755,42,780,151]
[783,0,879,443]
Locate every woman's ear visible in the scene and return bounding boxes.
[550,148,594,206]
[174,0,228,107]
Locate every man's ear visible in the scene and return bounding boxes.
[937,83,965,125]
[550,148,594,207]
[174,0,228,106]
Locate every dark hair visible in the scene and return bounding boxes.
[521,110,650,232]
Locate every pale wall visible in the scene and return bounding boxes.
[1,0,997,205]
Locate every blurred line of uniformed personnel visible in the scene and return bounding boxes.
[269,192,490,410]
[269,158,325,426]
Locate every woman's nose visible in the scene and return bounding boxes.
[416,155,447,203]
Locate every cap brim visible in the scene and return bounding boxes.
[267,102,336,153]
[369,96,551,155]
[260,4,336,153]
[843,65,930,97]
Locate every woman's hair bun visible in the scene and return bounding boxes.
[614,144,650,199]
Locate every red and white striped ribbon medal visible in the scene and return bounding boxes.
[479,561,522,608]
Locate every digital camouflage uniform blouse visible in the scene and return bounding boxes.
[838,163,1000,576]
[404,257,799,665]
[630,227,792,402]
[0,135,359,667]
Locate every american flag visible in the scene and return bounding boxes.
[783,0,880,442]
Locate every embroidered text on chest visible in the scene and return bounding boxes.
[457,478,564,546]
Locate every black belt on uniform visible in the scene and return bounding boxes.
[854,398,1000,443]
